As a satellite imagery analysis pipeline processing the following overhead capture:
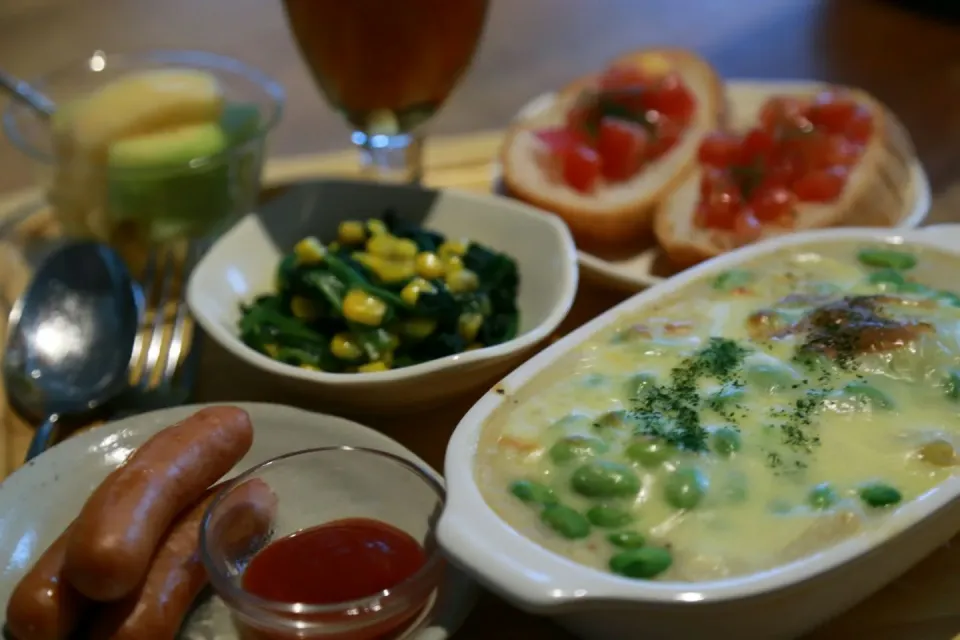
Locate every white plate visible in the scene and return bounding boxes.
[496,79,932,291]
[0,403,477,640]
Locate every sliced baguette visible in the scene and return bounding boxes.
[654,86,916,269]
[501,48,726,248]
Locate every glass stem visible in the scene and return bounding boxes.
[352,131,424,184]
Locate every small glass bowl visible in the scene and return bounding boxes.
[200,447,446,640]
[2,49,284,270]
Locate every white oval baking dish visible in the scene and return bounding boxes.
[438,224,960,640]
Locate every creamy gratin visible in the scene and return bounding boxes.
[476,242,960,582]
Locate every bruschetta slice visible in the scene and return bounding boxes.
[654,87,915,268]
[501,49,726,248]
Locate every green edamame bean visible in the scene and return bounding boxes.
[548,434,609,465]
[867,268,906,287]
[587,504,634,528]
[711,426,742,457]
[580,373,609,388]
[857,248,917,270]
[624,372,657,399]
[859,482,902,508]
[510,480,558,506]
[663,465,708,510]
[625,436,674,468]
[944,370,960,401]
[840,381,895,410]
[807,482,839,510]
[609,547,673,579]
[540,504,591,539]
[550,412,592,431]
[607,530,647,549]
[746,363,799,393]
[896,281,930,295]
[712,269,754,292]
[934,290,960,307]
[593,409,636,432]
[571,461,641,498]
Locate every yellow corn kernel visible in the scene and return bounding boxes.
[402,317,438,340]
[458,312,484,343]
[401,277,436,306]
[338,220,366,245]
[444,255,464,274]
[263,343,279,358]
[342,289,387,326]
[393,238,418,259]
[290,296,319,320]
[366,219,388,236]
[293,237,326,264]
[353,252,415,284]
[366,234,397,257]
[438,239,469,260]
[358,360,390,373]
[466,342,485,351]
[415,252,445,280]
[330,332,363,361]
[446,268,480,294]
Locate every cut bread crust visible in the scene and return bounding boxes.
[501,48,726,247]
[654,87,915,269]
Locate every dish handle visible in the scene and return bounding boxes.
[911,224,960,252]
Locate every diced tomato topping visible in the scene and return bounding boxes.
[696,185,743,230]
[644,73,696,124]
[806,94,860,135]
[733,210,764,241]
[700,166,732,197]
[698,133,742,168]
[597,118,648,181]
[792,167,848,202]
[740,128,776,164]
[805,134,861,169]
[562,144,601,193]
[759,96,809,133]
[647,117,682,159]
[750,187,796,222]
[694,91,869,233]
[844,107,874,144]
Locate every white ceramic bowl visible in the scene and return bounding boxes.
[438,224,960,640]
[187,179,578,413]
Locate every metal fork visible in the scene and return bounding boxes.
[113,241,205,417]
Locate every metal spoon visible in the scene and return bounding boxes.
[3,242,143,462]
[0,69,56,118]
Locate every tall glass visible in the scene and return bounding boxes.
[281,0,490,183]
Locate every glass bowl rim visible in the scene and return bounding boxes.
[199,445,447,619]
[2,49,286,169]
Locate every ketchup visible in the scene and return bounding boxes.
[237,518,431,640]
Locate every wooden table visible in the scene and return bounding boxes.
[3,0,960,638]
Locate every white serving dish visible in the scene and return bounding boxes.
[495,79,932,291]
[438,224,960,640]
[188,179,578,413]
[0,402,477,639]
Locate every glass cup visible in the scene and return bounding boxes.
[200,447,446,640]
[280,0,490,183]
[2,49,284,273]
